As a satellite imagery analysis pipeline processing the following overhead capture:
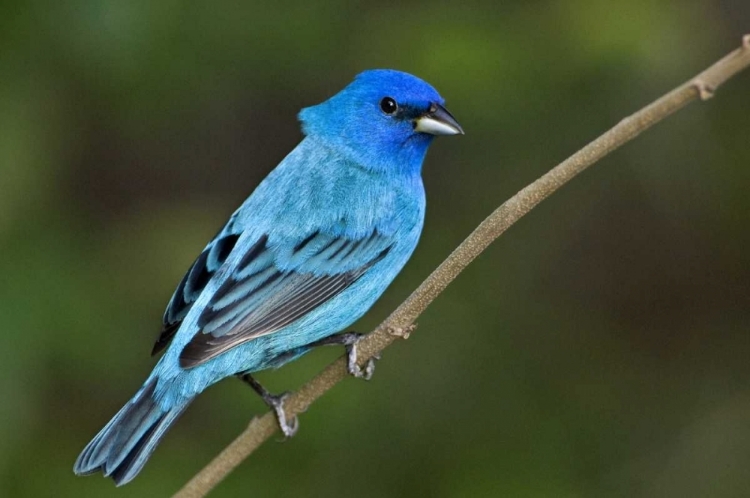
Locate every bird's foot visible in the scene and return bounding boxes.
[264,391,298,438]
[345,338,379,380]
[238,374,298,438]
[309,331,379,380]
[333,332,379,380]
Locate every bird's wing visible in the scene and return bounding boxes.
[178,229,393,368]
[152,212,243,355]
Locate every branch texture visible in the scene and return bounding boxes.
[174,35,750,498]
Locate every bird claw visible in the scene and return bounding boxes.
[307,331,380,380]
[239,374,298,438]
[345,340,379,381]
[264,391,298,438]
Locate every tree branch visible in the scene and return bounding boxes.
[174,35,750,498]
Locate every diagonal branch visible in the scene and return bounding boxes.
[174,35,750,498]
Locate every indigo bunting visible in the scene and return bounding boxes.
[74,69,462,485]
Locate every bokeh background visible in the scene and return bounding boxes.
[2,1,749,496]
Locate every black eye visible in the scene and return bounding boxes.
[380,97,398,115]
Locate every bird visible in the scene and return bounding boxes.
[73,69,463,486]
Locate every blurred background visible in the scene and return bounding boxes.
[1,1,749,496]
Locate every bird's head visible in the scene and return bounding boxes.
[299,69,463,176]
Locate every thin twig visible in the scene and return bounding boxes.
[174,35,750,498]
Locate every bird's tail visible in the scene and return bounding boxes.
[73,377,192,486]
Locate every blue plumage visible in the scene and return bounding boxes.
[74,69,462,485]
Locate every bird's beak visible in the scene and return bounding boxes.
[414,102,464,136]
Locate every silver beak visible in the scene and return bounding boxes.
[414,102,464,136]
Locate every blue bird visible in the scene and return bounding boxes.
[73,69,463,485]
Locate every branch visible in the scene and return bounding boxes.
[173,35,750,498]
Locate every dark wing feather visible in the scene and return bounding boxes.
[179,231,391,368]
[152,216,242,356]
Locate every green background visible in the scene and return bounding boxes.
[2,1,749,496]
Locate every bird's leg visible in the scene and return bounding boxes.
[309,332,378,380]
[237,373,298,438]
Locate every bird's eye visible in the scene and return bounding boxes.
[379,97,398,115]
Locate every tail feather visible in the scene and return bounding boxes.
[110,406,186,485]
[74,378,191,486]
